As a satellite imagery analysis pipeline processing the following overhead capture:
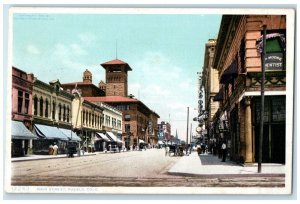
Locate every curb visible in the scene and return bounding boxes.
[167,172,285,178]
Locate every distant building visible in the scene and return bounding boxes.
[158,121,171,142]
[61,69,105,97]
[201,39,219,142]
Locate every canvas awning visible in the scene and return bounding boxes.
[220,60,238,84]
[34,124,69,140]
[96,132,111,142]
[58,128,81,141]
[107,131,123,143]
[213,89,223,101]
[158,141,164,145]
[139,139,145,144]
[11,120,38,140]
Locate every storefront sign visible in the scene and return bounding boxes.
[265,53,283,71]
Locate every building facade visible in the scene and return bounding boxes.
[11,66,37,157]
[71,89,104,152]
[201,39,219,142]
[32,78,75,154]
[212,15,286,164]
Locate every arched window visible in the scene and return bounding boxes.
[58,103,62,121]
[39,97,44,117]
[34,96,38,116]
[67,106,70,122]
[63,104,66,121]
[52,101,56,120]
[45,99,49,118]
[82,110,85,124]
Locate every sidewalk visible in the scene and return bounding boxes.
[11,152,98,162]
[168,151,285,177]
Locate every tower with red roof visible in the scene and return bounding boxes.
[100,59,132,97]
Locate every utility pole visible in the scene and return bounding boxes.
[186,107,189,155]
[190,123,192,146]
[258,25,267,173]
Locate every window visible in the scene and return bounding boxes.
[92,114,94,126]
[112,118,117,128]
[89,112,91,126]
[34,96,38,116]
[67,106,70,122]
[17,91,23,113]
[117,120,121,129]
[58,104,62,121]
[45,99,49,118]
[105,115,111,126]
[24,93,29,114]
[63,104,66,121]
[82,110,85,124]
[39,97,43,117]
[125,124,130,133]
[125,114,131,121]
[52,102,56,120]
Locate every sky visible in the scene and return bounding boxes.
[12,10,222,141]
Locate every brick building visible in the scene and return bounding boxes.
[11,66,37,157]
[212,15,286,164]
[61,69,105,97]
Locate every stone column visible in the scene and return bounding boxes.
[27,139,33,155]
[244,97,253,163]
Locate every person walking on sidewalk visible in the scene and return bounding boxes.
[53,143,58,155]
[221,141,227,162]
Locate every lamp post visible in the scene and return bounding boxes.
[258,25,267,173]
[186,107,189,155]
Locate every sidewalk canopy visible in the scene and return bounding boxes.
[58,128,81,141]
[106,132,123,143]
[96,132,111,142]
[11,120,38,140]
[34,124,69,141]
[220,60,238,84]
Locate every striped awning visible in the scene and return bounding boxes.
[107,131,123,143]
[96,132,111,142]
[11,120,38,140]
[34,124,69,141]
[58,128,81,141]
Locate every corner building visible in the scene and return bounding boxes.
[212,15,286,164]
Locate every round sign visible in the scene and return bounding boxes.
[196,127,201,133]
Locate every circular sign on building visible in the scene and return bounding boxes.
[196,127,201,133]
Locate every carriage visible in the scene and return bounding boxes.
[168,144,185,156]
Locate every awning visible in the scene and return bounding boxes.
[220,60,238,84]
[158,141,164,145]
[256,33,286,53]
[58,128,81,141]
[139,139,145,144]
[107,131,123,143]
[34,124,69,141]
[213,89,223,101]
[11,120,38,140]
[96,132,111,142]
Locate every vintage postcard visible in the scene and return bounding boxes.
[4,7,295,195]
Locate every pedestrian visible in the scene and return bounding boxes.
[221,141,227,162]
[165,145,169,156]
[53,143,58,155]
[49,144,54,155]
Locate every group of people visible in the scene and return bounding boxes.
[48,143,59,155]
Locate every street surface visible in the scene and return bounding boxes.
[11,149,284,187]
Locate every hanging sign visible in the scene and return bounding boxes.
[265,53,283,71]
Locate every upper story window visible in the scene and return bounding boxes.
[39,97,44,117]
[52,102,56,120]
[24,93,29,114]
[34,96,38,116]
[17,91,23,113]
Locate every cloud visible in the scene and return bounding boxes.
[26,45,40,55]
[70,43,88,56]
[78,32,97,45]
